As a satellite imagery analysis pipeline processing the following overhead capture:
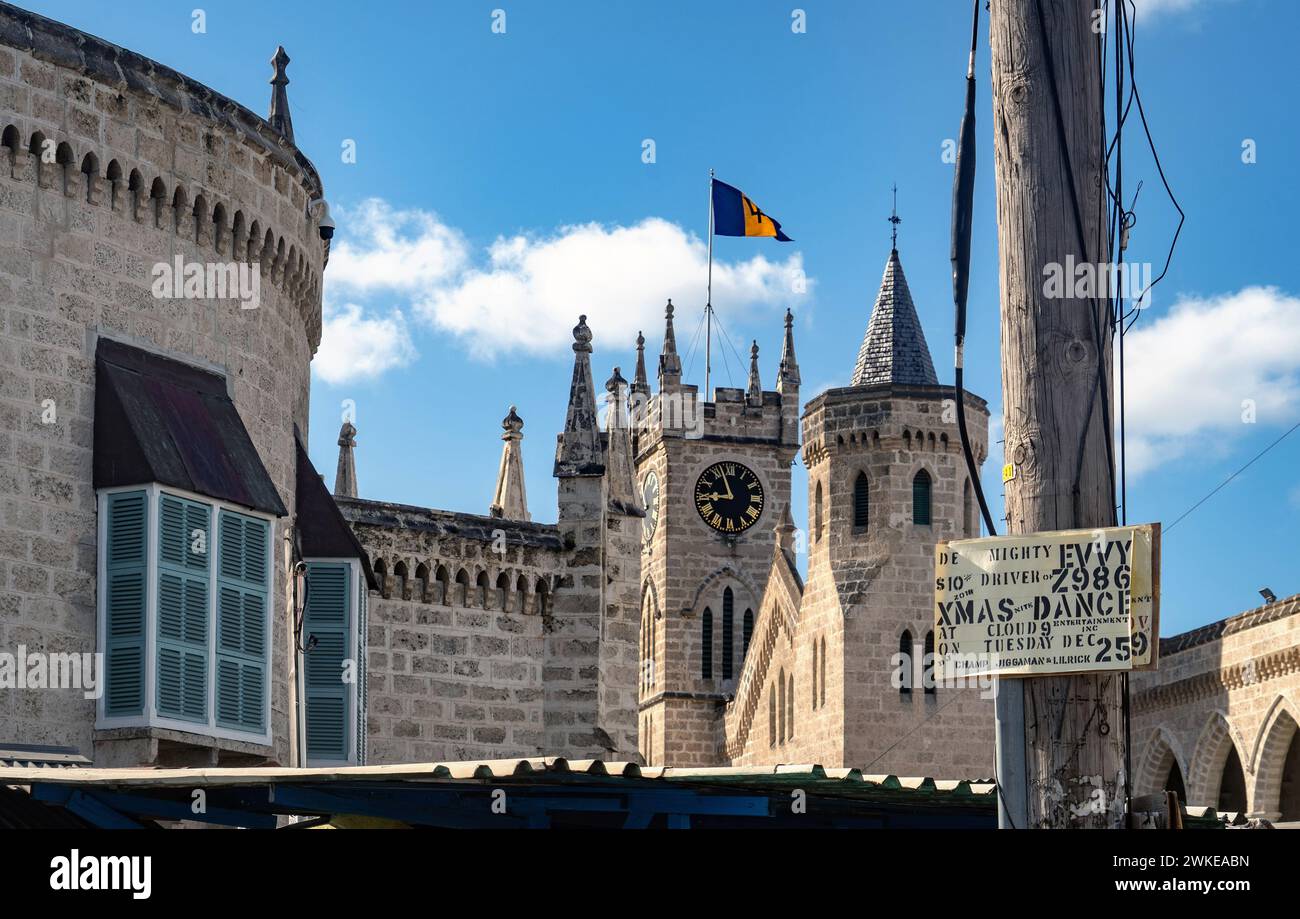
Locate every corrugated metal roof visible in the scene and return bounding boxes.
[0,757,995,797]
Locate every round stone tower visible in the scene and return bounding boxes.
[0,5,327,766]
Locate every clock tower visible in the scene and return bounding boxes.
[632,302,800,766]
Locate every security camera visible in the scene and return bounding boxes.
[310,198,335,240]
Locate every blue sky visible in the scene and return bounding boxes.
[33,0,1299,635]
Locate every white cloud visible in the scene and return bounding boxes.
[326,199,469,293]
[1128,0,1229,19]
[314,302,418,385]
[419,217,807,359]
[1121,286,1300,474]
[318,199,810,370]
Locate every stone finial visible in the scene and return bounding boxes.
[778,307,801,390]
[268,45,294,143]
[747,339,763,405]
[572,314,593,353]
[491,405,530,520]
[334,420,358,498]
[555,315,604,477]
[657,299,682,388]
[631,330,650,397]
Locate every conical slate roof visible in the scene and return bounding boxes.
[851,249,939,387]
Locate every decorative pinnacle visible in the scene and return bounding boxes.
[501,405,524,437]
[888,182,901,251]
[268,46,294,143]
[337,420,356,447]
[606,366,628,395]
[572,314,593,352]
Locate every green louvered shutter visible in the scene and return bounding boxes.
[215,510,269,734]
[155,494,211,722]
[304,562,351,762]
[104,491,148,717]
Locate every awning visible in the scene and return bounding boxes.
[294,432,377,590]
[93,338,287,517]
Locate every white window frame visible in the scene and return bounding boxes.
[301,556,364,767]
[95,483,275,746]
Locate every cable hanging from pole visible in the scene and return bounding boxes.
[949,0,998,538]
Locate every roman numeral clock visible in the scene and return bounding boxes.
[694,461,765,535]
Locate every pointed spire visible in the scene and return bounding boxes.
[490,406,530,521]
[268,46,294,143]
[746,340,763,405]
[604,367,638,510]
[851,248,939,387]
[632,330,650,397]
[334,420,358,498]
[554,315,605,477]
[778,307,801,390]
[657,299,682,388]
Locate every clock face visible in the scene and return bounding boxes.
[694,462,765,535]
[642,472,660,541]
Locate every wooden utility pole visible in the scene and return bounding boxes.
[989,0,1127,828]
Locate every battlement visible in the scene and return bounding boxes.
[802,382,990,469]
[0,2,327,349]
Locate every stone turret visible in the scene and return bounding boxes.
[490,406,529,521]
[334,421,358,498]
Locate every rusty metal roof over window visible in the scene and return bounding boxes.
[93,337,287,517]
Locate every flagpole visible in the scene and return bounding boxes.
[706,168,714,401]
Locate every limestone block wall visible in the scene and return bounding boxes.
[0,6,325,766]
[1132,595,1300,820]
[798,385,994,778]
[339,499,565,762]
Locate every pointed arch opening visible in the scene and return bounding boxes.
[853,470,869,530]
[912,469,932,525]
[898,630,913,695]
[701,607,713,680]
[722,587,735,680]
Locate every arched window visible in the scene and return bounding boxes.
[1218,745,1248,814]
[722,588,735,680]
[769,686,776,747]
[912,470,932,525]
[923,630,936,695]
[787,673,795,740]
[820,636,827,707]
[778,668,787,743]
[701,608,713,680]
[814,481,824,541]
[853,471,869,529]
[898,630,913,695]
[742,609,754,660]
[811,638,818,710]
[963,478,975,537]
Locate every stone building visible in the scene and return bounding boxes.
[2,2,1296,806]
[1132,593,1300,823]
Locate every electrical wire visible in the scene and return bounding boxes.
[1164,419,1300,534]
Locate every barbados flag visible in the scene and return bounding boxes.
[712,178,793,242]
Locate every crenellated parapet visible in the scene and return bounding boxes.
[0,2,327,351]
